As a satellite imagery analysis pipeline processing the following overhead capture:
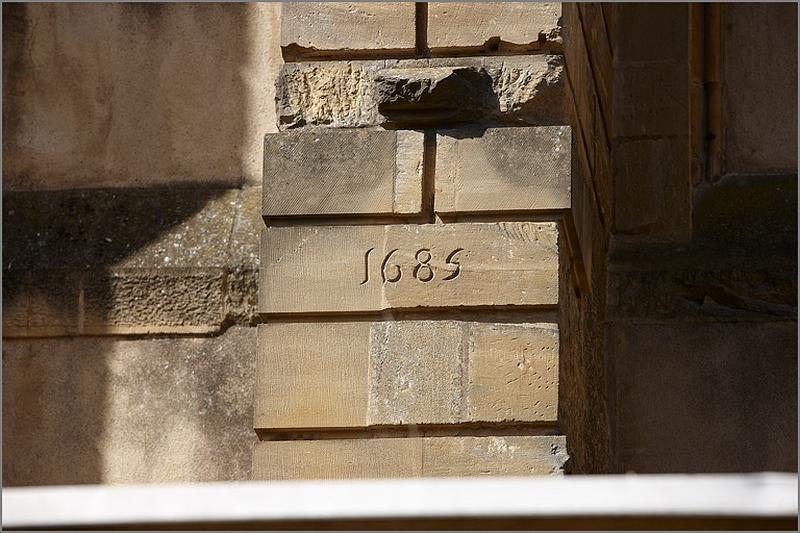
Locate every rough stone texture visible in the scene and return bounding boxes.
[435,126,571,214]
[427,3,561,52]
[259,222,560,314]
[280,2,416,60]
[722,3,797,176]
[375,66,498,126]
[262,129,422,217]
[276,55,564,129]
[3,187,262,337]
[252,435,567,480]
[2,3,281,190]
[558,2,615,475]
[3,327,257,486]
[255,320,558,430]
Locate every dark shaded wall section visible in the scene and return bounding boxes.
[561,2,796,473]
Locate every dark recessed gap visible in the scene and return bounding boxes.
[415,2,429,56]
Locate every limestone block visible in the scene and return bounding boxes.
[281,3,416,60]
[428,3,561,50]
[262,129,423,217]
[276,56,564,129]
[255,321,558,429]
[259,222,560,314]
[252,435,567,479]
[435,126,571,214]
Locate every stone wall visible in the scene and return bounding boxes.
[3,2,796,485]
[253,2,574,480]
[2,3,281,485]
[561,3,797,473]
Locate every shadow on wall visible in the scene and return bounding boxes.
[2,3,279,486]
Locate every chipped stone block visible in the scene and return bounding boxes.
[262,129,423,217]
[281,3,416,60]
[435,126,571,214]
[276,56,564,129]
[255,321,558,429]
[375,66,497,126]
[252,435,568,479]
[259,222,560,314]
[428,3,561,51]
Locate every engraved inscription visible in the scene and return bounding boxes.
[363,248,464,286]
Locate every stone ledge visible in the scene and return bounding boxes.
[253,435,567,480]
[3,187,262,337]
[277,55,564,129]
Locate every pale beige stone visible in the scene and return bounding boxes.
[262,129,423,217]
[4,3,281,190]
[253,438,423,480]
[435,126,571,214]
[3,328,257,486]
[428,3,561,49]
[258,223,559,314]
[423,435,567,476]
[466,324,559,422]
[252,435,567,479]
[394,131,425,214]
[367,321,464,425]
[256,323,370,429]
[253,321,559,430]
[281,3,416,55]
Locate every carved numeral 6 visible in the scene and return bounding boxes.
[381,248,402,283]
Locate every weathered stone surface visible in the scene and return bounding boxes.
[3,3,281,190]
[3,187,262,337]
[427,3,561,51]
[3,327,257,486]
[259,222,560,314]
[435,126,571,214]
[255,321,558,430]
[276,56,564,129]
[262,129,422,217]
[280,2,416,60]
[252,435,567,479]
[375,67,497,125]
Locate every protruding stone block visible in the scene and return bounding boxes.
[255,321,558,430]
[375,66,496,126]
[262,129,423,217]
[258,222,559,314]
[281,3,416,60]
[252,435,567,479]
[428,3,561,51]
[276,56,565,130]
[435,127,571,214]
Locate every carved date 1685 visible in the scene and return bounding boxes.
[360,248,464,285]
